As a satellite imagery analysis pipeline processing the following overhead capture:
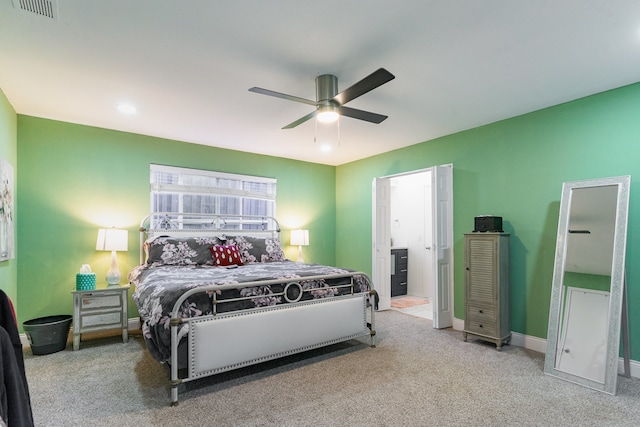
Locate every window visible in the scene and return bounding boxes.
[150,164,276,229]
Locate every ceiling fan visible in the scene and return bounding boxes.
[249,68,395,129]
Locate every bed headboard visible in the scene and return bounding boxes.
[139,213,281,264]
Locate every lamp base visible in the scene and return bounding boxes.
[106,273,122,287]
[296,245,305,263]
[106,250,122,287]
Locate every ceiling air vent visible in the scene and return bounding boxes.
[12,0,58,19]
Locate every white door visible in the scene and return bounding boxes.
[372,177,392,310]
[432,164,454,329]
[423,176,434,298]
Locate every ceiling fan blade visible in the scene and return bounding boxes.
[248,87,316,106]
[338,106,388,124]
[332,68,395,106]
[282,110,317,129]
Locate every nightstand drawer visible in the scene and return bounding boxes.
[80,294,122,310]
[81,311,122,328]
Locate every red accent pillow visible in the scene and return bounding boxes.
[210,245,243,267]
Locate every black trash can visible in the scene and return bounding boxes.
[23,315,72,355]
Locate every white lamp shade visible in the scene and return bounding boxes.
[290,229,309,246]
[96,228,129,252]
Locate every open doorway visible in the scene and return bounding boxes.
[389,171,433,319]
[372,164,453,328]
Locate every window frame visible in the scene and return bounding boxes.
[149,164,276,225]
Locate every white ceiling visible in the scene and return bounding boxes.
[1,1,640,166]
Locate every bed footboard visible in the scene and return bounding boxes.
[191,294,367,377]
[170,291,375,405]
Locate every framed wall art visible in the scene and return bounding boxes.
[0,157,14,261]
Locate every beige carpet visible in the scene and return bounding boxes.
[22,310,640,427]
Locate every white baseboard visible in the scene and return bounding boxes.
[511,331,547,353]
[618,358,640,378]
[452,317,464,331]
[128,317,141,330]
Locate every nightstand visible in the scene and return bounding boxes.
[72,285,130,350]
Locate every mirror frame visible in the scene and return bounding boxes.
[544,175,630,394]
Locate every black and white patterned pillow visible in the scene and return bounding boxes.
[146,236,221,266]
[221,236,286,264]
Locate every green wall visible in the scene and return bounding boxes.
[16,116,336,324]
[0,89,17,304]
[8,81,640,362]
[336,82,640,359]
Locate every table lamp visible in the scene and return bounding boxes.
[290,229,309,263]
[96,228,128,286]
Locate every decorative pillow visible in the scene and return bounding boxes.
[220,235,286,264]
[146,236,221,266]
[210,245,243,267]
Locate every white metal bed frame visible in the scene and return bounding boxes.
[138,213,377,405]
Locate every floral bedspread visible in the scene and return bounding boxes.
[129,261,371,363]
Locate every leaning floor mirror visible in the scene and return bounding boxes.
[544,175,630,394]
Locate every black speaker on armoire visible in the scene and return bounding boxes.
[473,215,503,232]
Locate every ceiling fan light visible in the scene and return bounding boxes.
[317,105,339,123]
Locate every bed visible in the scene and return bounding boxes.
[129,213,377,405]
